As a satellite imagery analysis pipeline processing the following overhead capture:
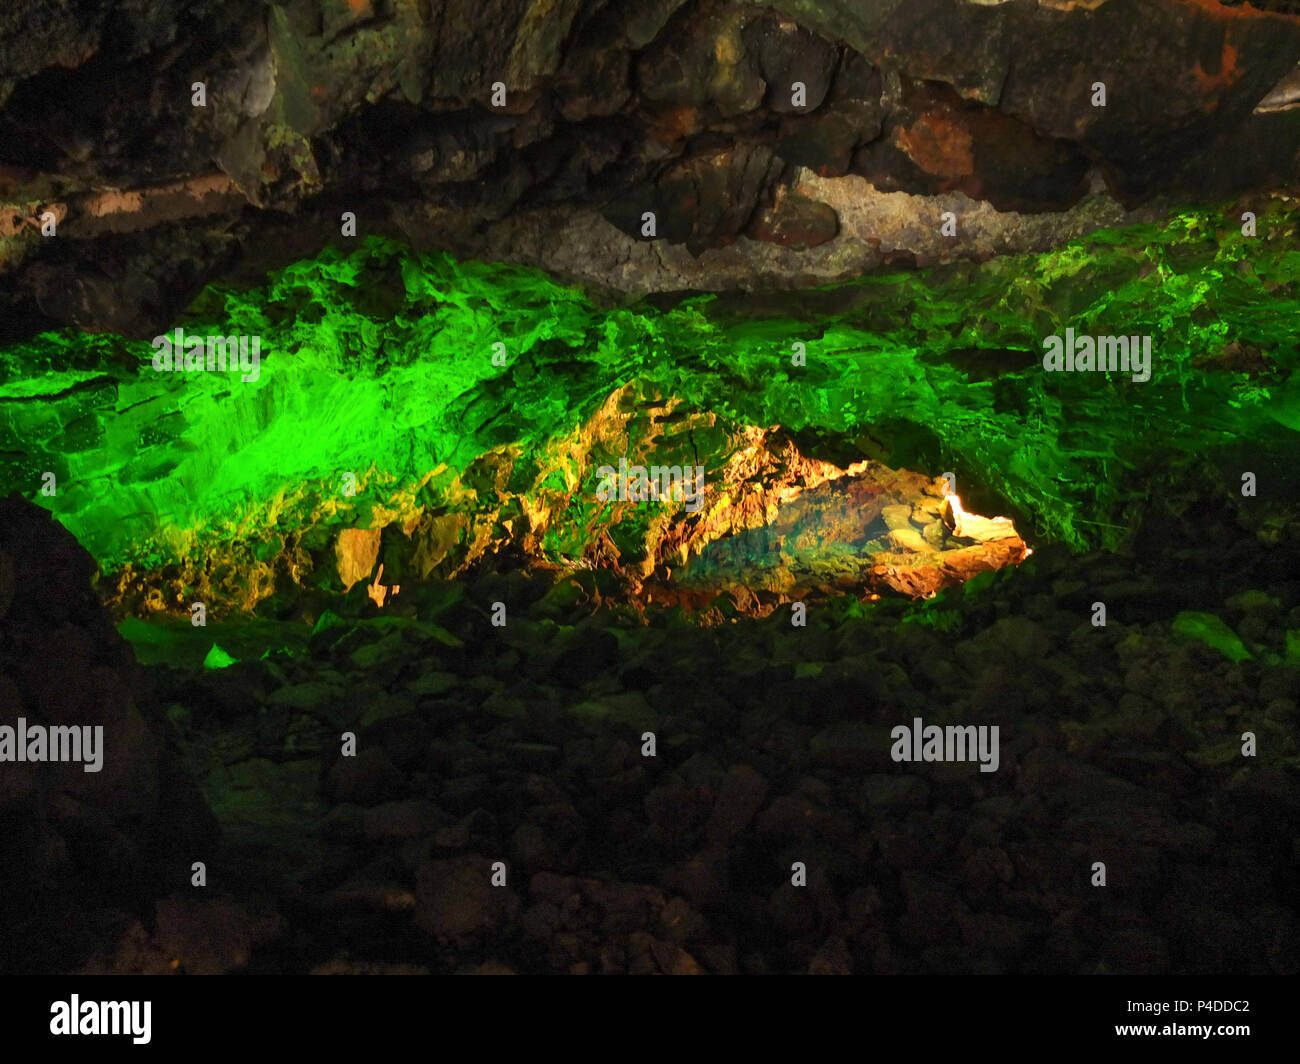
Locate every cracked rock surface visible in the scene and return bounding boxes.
[4,0,1300,335]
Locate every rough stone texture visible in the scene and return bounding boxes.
[418,176,1159,296]
[4,0,1300,333]
[89,378,1029,618]
[0,494,217,974]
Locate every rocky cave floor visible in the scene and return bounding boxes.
[59,527,1300,976]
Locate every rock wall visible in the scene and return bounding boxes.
[3,200,1298,616]
[0,495,216,973]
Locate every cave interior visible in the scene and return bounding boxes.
[0,0,1298,978]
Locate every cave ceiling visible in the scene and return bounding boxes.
[2,0,1300,340]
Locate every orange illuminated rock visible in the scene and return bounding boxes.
[336,528,381,591]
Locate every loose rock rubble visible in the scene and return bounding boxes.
[102,515,1299,974]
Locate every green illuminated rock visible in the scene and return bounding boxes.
[1171,612,1254,663]
[0,201,1297,615]
[203,644,239,670]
